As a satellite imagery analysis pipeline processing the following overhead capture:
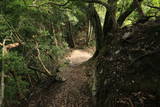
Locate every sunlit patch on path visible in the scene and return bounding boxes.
[66,49,93,66]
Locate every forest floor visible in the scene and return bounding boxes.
[28,49,94,107]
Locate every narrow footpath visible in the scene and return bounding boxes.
[29,49,93,107]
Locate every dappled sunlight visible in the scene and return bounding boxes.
[66,49,93,66]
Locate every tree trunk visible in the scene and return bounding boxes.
[86,20,93,46]
[66,21,75,48]
[103,0,118,36]
[88,4,104,58]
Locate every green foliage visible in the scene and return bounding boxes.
[0,52,30,104]
[116,0,160,25]
[88,40,96,47]
[0,0,77,105]
[0,15,10,41]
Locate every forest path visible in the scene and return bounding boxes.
[66,49,93,66]
[29,49,93,107]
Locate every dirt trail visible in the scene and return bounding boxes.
[29,49,93,107]
[66,49,93,66]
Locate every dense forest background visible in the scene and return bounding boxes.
[0,0,160,107]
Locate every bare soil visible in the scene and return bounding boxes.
[28,49,93,107]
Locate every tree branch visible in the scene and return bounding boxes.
[40,0,70,7]
[35,42,53,76]
[28,66,52,77]
[84,0,110,9]
[0,38,10,106]
[146,5,160,10]
[0,43,3,46]
[29,0,70,7]
[117,0,144,27]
